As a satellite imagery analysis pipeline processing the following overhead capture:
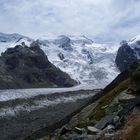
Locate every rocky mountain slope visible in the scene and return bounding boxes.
[0,33,140,139]
[116,35,140,72]
[39,61,140,140]
[0,41,77,89]
[0,33,119,88]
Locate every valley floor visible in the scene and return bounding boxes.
[0,88,100,140]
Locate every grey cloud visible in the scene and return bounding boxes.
[0,0,140,42]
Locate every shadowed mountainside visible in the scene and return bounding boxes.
[42,61,140,140]
[0,41,78,89]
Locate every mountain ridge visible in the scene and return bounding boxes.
[115,35,140,72]
[0,32,119,88]
[0,41,77,89]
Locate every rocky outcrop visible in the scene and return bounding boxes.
[50,87,140,140]
[55,35,73,51]
[38,62,140,140]
[115,41,137,72]
[0,41,78,89]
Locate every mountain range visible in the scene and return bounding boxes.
[0,32,140,140]
[1,32,140,89]
[0,32,120,88]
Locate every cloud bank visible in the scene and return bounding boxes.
[0,0,140,42]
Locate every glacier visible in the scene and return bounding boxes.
[0,33,119,89]
[39,35,119,88]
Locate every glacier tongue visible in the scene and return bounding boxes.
[0,34,119,88]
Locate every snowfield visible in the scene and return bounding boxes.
[0,33,119,89]
[39,35,119,88]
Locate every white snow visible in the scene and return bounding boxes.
[129,34,140,44]
[0,38,32,54]
[126,34,140,59]
[40,36,119,88]
[128,34,140,49]
[0,34,119,90]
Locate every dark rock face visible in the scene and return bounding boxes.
[115,42,137,72]
[0,41,77,89]
[58,53,65,60]
[129,61,140,91]
[55,36,73,51]
[94,115,115,130]
[82,49,94,64]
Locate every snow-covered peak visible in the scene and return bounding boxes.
[0,32,34,54]
[0,32,21,42]
[0,33,119,88]
[128,34,140,50]
[115,34,140,72]
[66,35,93,44]
[39,36,119,88]
[39,35,93,45]
[0,32,33,43]
[129,34,140,43]
[117,35,140,59]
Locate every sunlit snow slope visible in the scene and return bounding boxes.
[0,33,119,88]
[39,35,119,88]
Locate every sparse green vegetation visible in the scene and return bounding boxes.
[77,118,90,128]
[89,79,130,121]
[68,79,131,129]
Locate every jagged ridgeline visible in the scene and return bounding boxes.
[0,41,78,89]
[115,38,140,72]
[0,32,119,88]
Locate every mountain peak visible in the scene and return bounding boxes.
[0,32,33,43]
[0,32,119,88]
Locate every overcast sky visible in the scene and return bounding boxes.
[0,0,140,42]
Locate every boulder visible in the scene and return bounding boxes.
[74,127,84,135]
[87,126,100,134]
[106,124,115,133]
[118,92,136,103]
[113,116,120,124]
[94,115,115,130]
